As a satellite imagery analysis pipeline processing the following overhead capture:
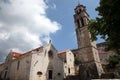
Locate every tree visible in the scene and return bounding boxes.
[88,0,120,54]
[108,55,120,68]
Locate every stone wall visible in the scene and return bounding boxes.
[29,44,64,80]
[65,51,75,76]
[0,52,32,80]
[9,55,32,80]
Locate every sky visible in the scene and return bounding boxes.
[0,0,104,62]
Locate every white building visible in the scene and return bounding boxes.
[0,43,64,80]
[58,50,75,77]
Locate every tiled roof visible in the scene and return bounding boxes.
[10,46,44,60]
[71,49,79,54]
[58,50,69,55]
[23,46,43,55]
[11,52,22,58]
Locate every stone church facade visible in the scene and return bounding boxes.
[0,43,64,80]
[0,3,107,80]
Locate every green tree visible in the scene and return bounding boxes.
[108,55,120,68]
[74,58,81,65]
[88,0,120,53]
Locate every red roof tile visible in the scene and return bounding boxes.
[10,46,44,60]
[58,50,69,55]
[11,52,22,58]
[22,46,43,56]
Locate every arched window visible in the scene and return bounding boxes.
[48,70,53,79]
[4,67,8,79]
[17,61,20,70]
[0,71,2,78]
[4,71,7,79]
[81,18,84,27]
[77,19,80,28]
[68,68,70,74]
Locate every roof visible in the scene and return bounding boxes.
[97,42,115,54]
[10,46,44,61]
[22,46,43,56]
[0,63,4,66]
[97,42,106,47]
[98,49,114,54]
[71,49,79,54]
[11,52,22,58]
[58,50,69,55]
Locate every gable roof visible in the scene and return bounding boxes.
[22,46,43,56]
[9,46,44,61]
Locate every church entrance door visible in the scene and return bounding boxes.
[48,70,53,80]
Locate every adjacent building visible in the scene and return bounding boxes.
[58,50,75,77]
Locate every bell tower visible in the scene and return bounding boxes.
[74,3,104,79]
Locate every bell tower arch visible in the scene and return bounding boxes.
[74,4,90,48]
[73,3,104,79]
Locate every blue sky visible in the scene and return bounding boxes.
[0,0,104,62]
[46,0,104,51]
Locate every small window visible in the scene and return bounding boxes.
[44,50,47,56]
[81,18,84,27]
[74,54,76,57]
[48,70,53,79]
[68,68,70,74]
[77,9,81,14]
[64,60,66,63]
[77,19,80,28]
[77,11,79,14]
[0,71,2,78]
[4,71,7,79]
[3,67,8,79]
[58,73,61,76]
[37,71,42,75]
[17,61,20,70]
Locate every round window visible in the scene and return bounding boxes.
[48,50,53,58]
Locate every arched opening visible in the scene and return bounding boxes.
[77,19,80,28]
[81,18,84,27]
[48,70,53,80]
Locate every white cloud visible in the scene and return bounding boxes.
[0,0,61,62]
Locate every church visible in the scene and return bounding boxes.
[0,3,106,80]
